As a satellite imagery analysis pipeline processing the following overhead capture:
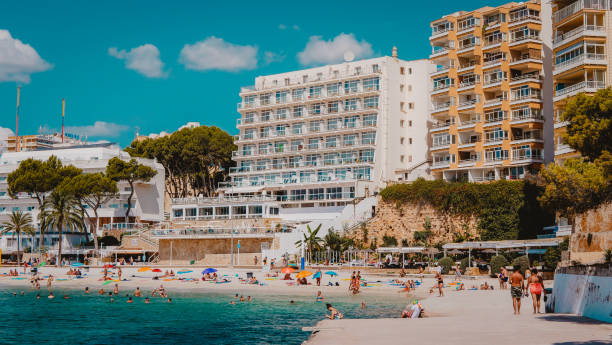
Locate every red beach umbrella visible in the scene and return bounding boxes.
[281,267,295,274]
[152,268,162,273]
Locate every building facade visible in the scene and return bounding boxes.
[429,0,555,182]
[225,55,432,214]
[552,0,611,163]
[0,143,166,246]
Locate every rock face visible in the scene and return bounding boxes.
[352,196,479,247]
[570,202,612,264]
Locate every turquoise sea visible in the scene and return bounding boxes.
[0,287,407,345]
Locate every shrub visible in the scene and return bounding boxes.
[512,255,530,274]
[604,249,612,263]
[438,257,453,274]
[460,257,470,272]
[99,235,120,246]
[490,255,509,275]
[382,235,398,247]
[543,247,561,270]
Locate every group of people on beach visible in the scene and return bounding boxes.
[348,271,361,295]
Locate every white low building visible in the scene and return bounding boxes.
[0,143,165,255]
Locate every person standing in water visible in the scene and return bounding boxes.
[46,275,54,292]
[527,268,543,314]
[509,265,524,315]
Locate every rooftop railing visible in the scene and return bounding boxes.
[554,0,607,23]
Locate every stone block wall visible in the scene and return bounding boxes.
[570,202,612,264]
[158,238,272,265]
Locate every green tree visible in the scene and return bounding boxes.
[561,88,612,162]
[490,255,509,275]
[512,255,530,274]
[59,173,118,257]
[295,224,324,253]
[41,190,85,266]
[6,156,81,256]
[438,257,453,274]
[1,211,36,266]
[539,158,608,234]
[106,158,157,221]
[323,229,353,252]
[382,235,398,247]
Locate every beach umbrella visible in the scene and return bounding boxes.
[152,268,162,273]
[281,267,295,274]
[103,264,115,269]
[202,268,217,274]
[296,271,313,279]
[312,272,321,279]
[71,262,84,267]
[138,267,152,272]
[325,271,338,276]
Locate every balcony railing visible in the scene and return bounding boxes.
[511,150,543,161]
[512,132,542,141]
[484,97,506,106]
[483,37,504,47]
[432,101,452,111]
[555,80,605,98]
[510,33,540,44]
[458,99,478,108]
[458,41,478,51]
[509,13,541,24]
[554,53,606,75]
[432,160,451,167]
[510,73,541,83]
[554,0,607,24]
[431,46,451,57]
[431,65,452,75]
[510,53,542,64]
[432,81,455,92]
[511,110,544,121]
[554,25,605,45]
[511,90,542,102]
[483,58,504,66]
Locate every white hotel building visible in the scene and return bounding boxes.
[219,53,432,218]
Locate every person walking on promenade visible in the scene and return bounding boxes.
[509,265,524,315]
[527,268,544,314]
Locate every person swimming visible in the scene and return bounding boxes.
[134,287,142,297]
[127,297,133,303]
[113,284,119,295]
[239,295,245,302]
[316,291,324,302]
[36,294,40,300]
[48,292,54,299]
[85,287,89,294]
[325,303,343,319]
[145,297,150,304]
[98,288,104,295]
[247,296,252,302]
[63,294,70,299]
[167,298,172,303]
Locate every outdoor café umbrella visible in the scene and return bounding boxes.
[281,267,295,274]
[202,268,217,274]
[296,271,313,279]
[325,271,338,276]
[312,271,321,279]
[138,267,152,272]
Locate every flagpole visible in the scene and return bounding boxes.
[61,98,65,143]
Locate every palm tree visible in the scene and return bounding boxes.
[295,224,324,253]
[1,210,36,266]
[41,190,85,267]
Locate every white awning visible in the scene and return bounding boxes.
[443,239,562,250]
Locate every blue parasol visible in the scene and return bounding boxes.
[325,271,338,276]
[313,272,321,278]
[202,268,218,274]
[71,262,84,267]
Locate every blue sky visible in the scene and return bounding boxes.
[0,0,508,147]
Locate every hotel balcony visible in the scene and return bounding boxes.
[509,33,541,47]
[483,57,505,70]
[483,96,506,108]
[229,158,375,176]
[431,100,453,113]
[232,142,376,160]
[457,79,480,92]
[430,46,452,59]
[237,88,380,111]
[510,109,544,124]
[431,159,451,169]
[483,37,504,50]
[236,104,379,128]
[234,121,376,144]
[510,89,542,105]
[430,64,453,77]
[457,98,479,111]
[483,112,508,128]
[509,11,541,27]
[509,72,542,86]
[430,23,453,40]
[457,61,477,73]
[431,80,455,95]
[553,53,607,76]
[430,120,454,133]
[509,53,543,69]
[553,0,607,24]
[510,149,544,163]
[457,116,480,130]
[553,25,606,49]
[511,131,543,144]
[457,157,479,168]
[553,80,605,102]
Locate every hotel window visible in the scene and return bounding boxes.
[256,160,268,171]
[309,188,325,200]
[308,138,320,150]
[291,189,306,201]
[260,93,272,105]
[362,132,376,145]
[242,145,255,156]
[400,67,405,75]
[400,137,405,145]
[289,156,302,168]
[345,98,358,111]
[300,171,315,183]
[354,67,362,75]
[276,108,288,120]
[363,114,377,127]
[260,126,271,138]
[409,138,413,144]
[292,106,304,118]
[244,95,256,107]
[318,170,332,182]
[274,141,287,153]
[309,121,322,133]
[341,151,357,164]
[372,64,379,73]
[485,128,508,142]
[292,88,305,101]
[326,187,343,199]
[292,123,304,135]
[344,80,359,94]
[409,102,414,109]
[276,124,286,136]
[363,77,379,91]
[400,120,405,127]
[353,166,371,180]
[400,102,405,111]
[327,118,340,130]
[272,158,285,169]
[364,96,378,109]
[328,101,339,114]
[276,91,288,104]
[408,120,412,127]
[323,153,338,166]
[344,134,358,146]
[306,154,320,166]
[302,75,308,83]
[344,115,358,128]
[284,78,290,86]
[326,136,339,148]
[433,133,453,147]
[244,112,255,124]
[327,83,341,96]
[310,103,322,115]
[316,72,323,81]
[291,140,304,151]
[360,149,374,162]
[261,111,271,122]
[244,128,256,140]
[309,85,323,99]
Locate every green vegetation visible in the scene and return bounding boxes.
[604,249,612,264]
[125,125,236,198]
[323,229,353,252]
[460,257,469,272]
[438,257,453,274]
[511,255,530,274]
[490,255,508,275]
[382,235,398,247]
[1,211,36,266]
[380,179,552,240]
[295,224,323,252]
[542,237,569,270]
[106,158,157,220]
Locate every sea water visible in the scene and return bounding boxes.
[0,288,407,345]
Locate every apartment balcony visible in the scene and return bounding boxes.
[457,79,479,92]
[554,120,570,129]
[457,19,479,35]
[509,53,542,67]
[510,150,544,163]
[236,105,380,128]
[483,114,508,127]
[457,62,476,73]
[483,137,508,147]
[230,158,375,176]
[431,82,455,95]
[554,143,575,156]
[430,46,451,58]
[553,54,607,76]
[554,0,607,24]
[483,58,504,69]
[431,142,452,150]
[553,25,606,49]
[457,138,480,149]
[483,78,507,90]
[432,160,451,169]
[430,121,453,133]
[430,26,452,40]
[511,132,543,144]
[457,99,478,111]
[457,117,480,130]
[510,90,542,105]
[483,97,506,108]
[553,80,605,102]
[430,65,453,77]
[235,122,377,144]
[457,42,479,54]
[457,157,479,167]
[431,101,453,113]
[509,73,542,86]
[237,88,380,111]
[483,38,504,50]
[511,111,544,124]
[484,155,508,165]
[509,13,541,27]
[509,33,540,47]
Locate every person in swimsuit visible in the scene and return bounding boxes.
[435,272,444,297]
[509,265,524,315]
[325,303,343,320]
[316,291,324,302]
[527,268,543,314]
[134,287,142,297]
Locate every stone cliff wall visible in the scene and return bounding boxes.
[352,197,479,246]
[571,202,612,264]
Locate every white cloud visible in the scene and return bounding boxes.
[108,44,166,78]
[278,24,299,31]
[65,121,129,138]
[292,24,300,31]
[0,126,15,150]
[0,30,52,83]
[179,37,258,72]
[264,51,285,65]
[297,33,374,66]
[278,24,287,30]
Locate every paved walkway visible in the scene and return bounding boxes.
[306,283,612,345]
